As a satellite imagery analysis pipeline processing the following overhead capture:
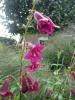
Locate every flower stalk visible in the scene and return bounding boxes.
[19,1,36,99]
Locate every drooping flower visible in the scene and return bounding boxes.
[26,63,40,72]
[71,71,75,80]
[21,76,28,93]
[24,44,44,63]
[45,89,52,98]
[28,81,39,92]
[27,75,39,92]
[33,11,60,35]
[21,74,39,93]
[27,75,35,85]
[0,79,13,97]
[71,89,75,96]
[26,63,45,72]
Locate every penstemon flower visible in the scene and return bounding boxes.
[28,81,39,92]
[21,75,28,93]
[26,62,40,72]
[27,75,39,92]
[0,79,13,97]
[71,89,75,96]
[33,11,60,35]
[21,74,39,93]
[71,71,75,80]
[26,63,45,72]
[24,44,44,64]
[45,89,52,98]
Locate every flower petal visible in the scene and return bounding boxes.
[24,44,44,63]
[34,11,60,35]
[27,63,39,72]
[28,81,39,92]
[21,76,28,93]
[0,79,13,97]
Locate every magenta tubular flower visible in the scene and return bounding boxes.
[25,51,39,63]
[28,81,39,92]
[21,76,28,93]
[21,74,39,93]
[0,79,13,97]
[24,44,44,63]
[71,89,75,96]
[45,89,52,98]
[34,11,60,35]
[26,63,40,72]
[27,76,39,92]
[27,75,35,85]
[71,71,75,80]
[34,11,44,21]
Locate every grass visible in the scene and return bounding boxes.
[0,42,20,77]
[0,23,75,77]
[0,24,75,99]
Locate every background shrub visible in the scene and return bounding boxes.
[43,34,74,71]
[0,37,16,45]
[4,0,75,35]
[36,0,75,27]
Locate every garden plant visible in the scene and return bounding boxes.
[0,0,75,100]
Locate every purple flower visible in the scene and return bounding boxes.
[21,74,39,93]
[0,79,13,97]
[34,11,60,35]
[71,89,75,96]
[21,76,28,93]
[71,71,75,80]
[45,89,52,98]
[27,75,35,85]
[28,81,39,92]
[27,76,39,92]
[24,44,44,63]
[26,63,45,72]
[26,63,40,72]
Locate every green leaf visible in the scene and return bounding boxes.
[10,87,16,92]
[54,70,59,75]
[16,82,21,88]
[55,81,62,86]
[14,95,20,100]
[41,79,47,82]
[57,51,63,60]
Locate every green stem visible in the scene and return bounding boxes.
[19,1,36,99]
[19,52,23,100]
[32,0,36,10]
[66,73,72,100]
[19,13,33,100]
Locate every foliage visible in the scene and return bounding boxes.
[4,0,75,35]
[0,65,75,100]
[0,0,75,100]
[36,0,75,27]
[0,42,20,77]
[43,35,74,70]
[0,33,75,100]
[0,37,16,45]
[4,0,32,34]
